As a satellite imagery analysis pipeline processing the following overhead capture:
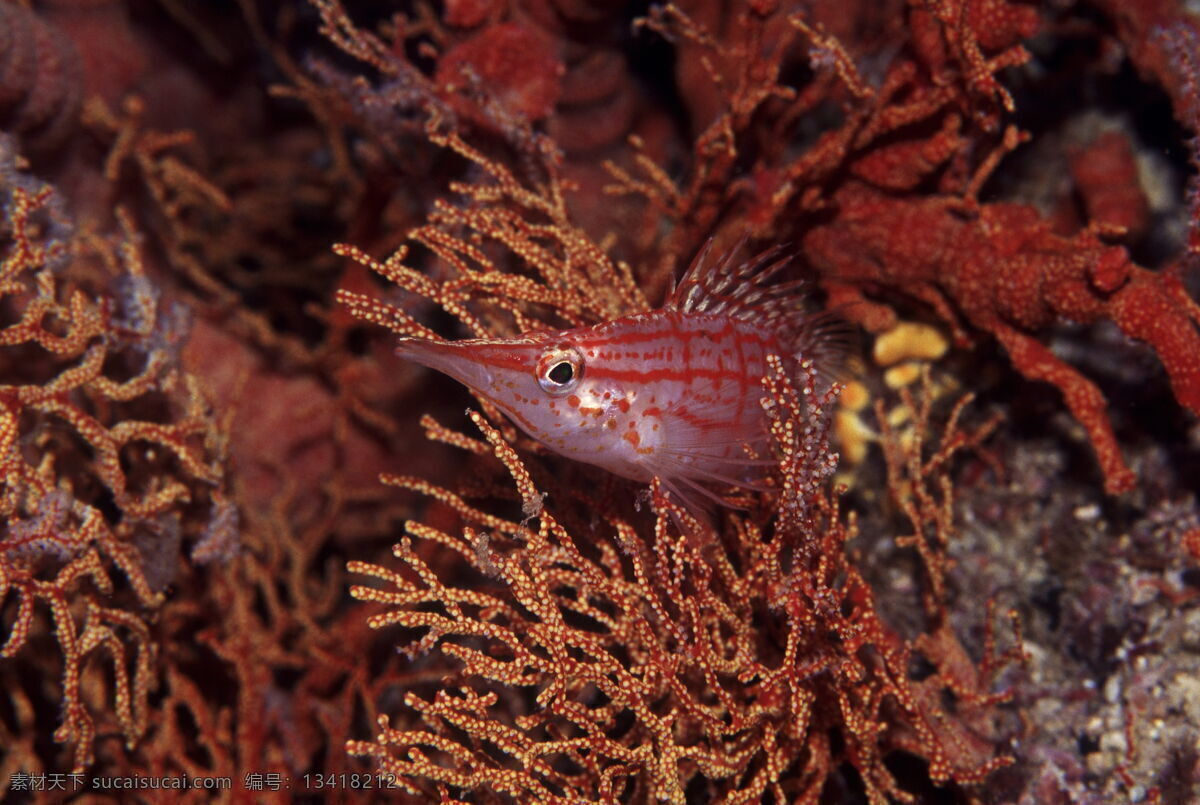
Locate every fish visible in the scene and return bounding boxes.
[395,242,847,517]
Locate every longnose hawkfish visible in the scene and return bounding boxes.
[396,243,846,518]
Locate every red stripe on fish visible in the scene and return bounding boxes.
[392,242,848,520]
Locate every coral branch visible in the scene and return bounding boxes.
[0,141,230,773]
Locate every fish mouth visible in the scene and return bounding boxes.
[394,338,498,395]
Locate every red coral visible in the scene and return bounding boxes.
[5,0,1198,799]
[1155,21,1200,258]
[345,368,1018,801]
[806,184,1200,493]
[0,3,82,153]
[603,1,1200,496]
[0,158,230,775]
[38,0,148,105]
[1068,130,1151,240]
[443,0,502,29]
[964,0,1040,51]
[908,0,1038,115]
[436,22,563,123]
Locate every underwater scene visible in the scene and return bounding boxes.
[1,1,1199,802]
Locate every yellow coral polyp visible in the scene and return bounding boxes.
[884,361,925,389]
[840,379,871,412]
[835,408,876,466]
[873,321,950,366]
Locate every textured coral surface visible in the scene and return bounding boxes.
[1,0,1199,803]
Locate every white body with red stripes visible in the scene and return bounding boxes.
[395,245,842,512]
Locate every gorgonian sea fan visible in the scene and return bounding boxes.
[335,103,1016,802]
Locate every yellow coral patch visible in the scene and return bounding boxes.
[840,379,871,412]
[873,321,949,366]
[835,408,875,466]
[884,361,924,389]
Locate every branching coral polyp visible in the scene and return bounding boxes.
[805,188,1200,494]
[0,168,227,772]
[330,67,1019,799]
[344,358,1019,801]
[606,1,1200,497]
[313,0,1200,798]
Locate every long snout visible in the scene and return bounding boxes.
[394,338,498,393]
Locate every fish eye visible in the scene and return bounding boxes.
[548,361,574,384]
[536,347,584,394]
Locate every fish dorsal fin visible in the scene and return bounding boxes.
[668,238,854,383]
[668,238,797,321]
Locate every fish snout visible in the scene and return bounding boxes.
[395,338,503,394]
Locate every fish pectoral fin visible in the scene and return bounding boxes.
[649,454,774,493]
[653,475,720,535]
[641,449,762,523]
[654,445,776,469]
